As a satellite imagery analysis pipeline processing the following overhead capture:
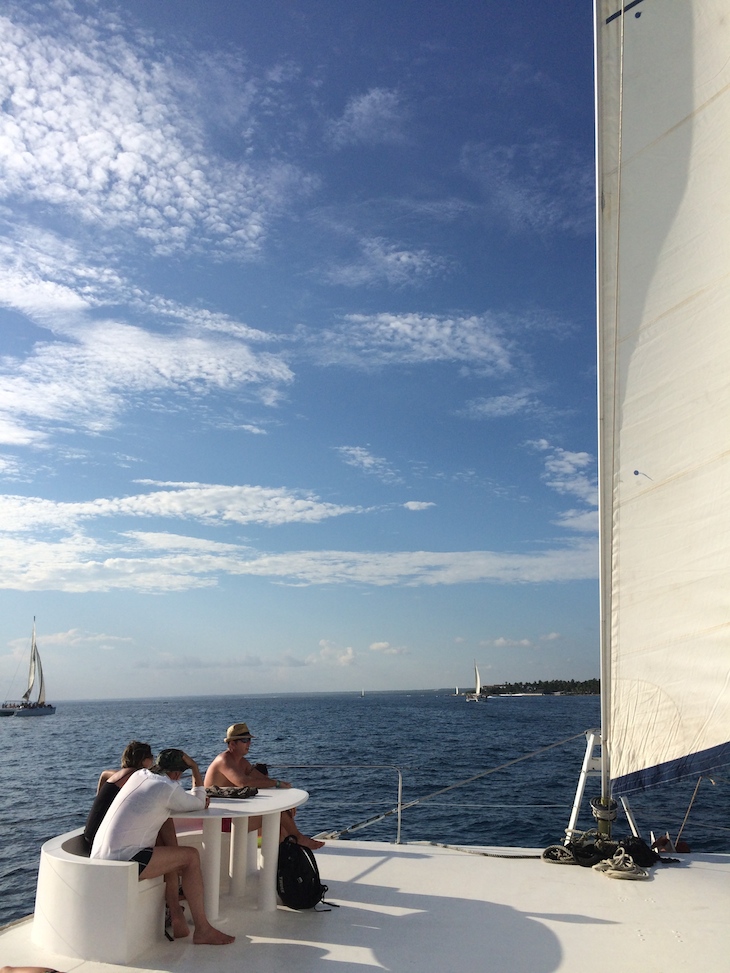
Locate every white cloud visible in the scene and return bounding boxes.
[492,636,533,647]
[324,237,448,288]
[403,501,435,511]
[0,227,293,448]
[553,508,598,533]
[334,446,402,484]
[540,632,561,641]
[309,639,356,666]
[0,10,312,258]
[0,482,360,533]
[327,88,407,148]
[531,441,597,505]
[315,313,513,370]
[369,641,408,655]
[461,137,593,235]
[0,530,598,593]
[461,391,537,419]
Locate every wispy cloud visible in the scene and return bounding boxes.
[460,391,538,419]
[313,312,513,370]
[323,237,448,287]
[7,627,132,656]
[491,636,533,647]
[0,230,293,448]
[327,88,407,148]
[461,137,593,235]
[0,322,292,445]
[0,530,598,593]
[403,501,435,511]
[334,446,403,484]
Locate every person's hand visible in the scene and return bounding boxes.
[182,752,198,769]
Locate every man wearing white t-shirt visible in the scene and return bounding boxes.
[91,748,234,946]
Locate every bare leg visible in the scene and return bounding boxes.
[155,820,188,937]
[139,846,234,945]
[280,808,324,849]
[246,809,323,849]
[1,968,67,973]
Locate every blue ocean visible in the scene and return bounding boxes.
[1,692,728,927]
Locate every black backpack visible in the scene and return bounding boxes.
[276,836,331,910]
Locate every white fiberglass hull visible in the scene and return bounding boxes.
[1,838,729,973]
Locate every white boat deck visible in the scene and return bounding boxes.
[2,839,729,973]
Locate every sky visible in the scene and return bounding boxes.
[0,0,599,700]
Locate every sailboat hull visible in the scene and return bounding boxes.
[12,705,56,717]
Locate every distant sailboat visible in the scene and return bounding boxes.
[465,662,483,702]
[1,620,56,717]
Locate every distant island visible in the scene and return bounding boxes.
[483,678,599,696]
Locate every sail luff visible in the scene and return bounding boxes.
[22,621,37,703]
[36,639,46,706]
[596,0,730,793]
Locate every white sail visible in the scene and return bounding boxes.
[596,0,730,792]
[474,663,481,696]
[22,626,37,703]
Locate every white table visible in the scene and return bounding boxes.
[173,788,309,919]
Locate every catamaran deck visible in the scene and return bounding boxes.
[2,839,729,973]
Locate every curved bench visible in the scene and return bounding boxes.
[31,827,165,964]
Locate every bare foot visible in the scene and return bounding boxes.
[193,925,235,945]
[171,912,190,938]
[298,835,325,850]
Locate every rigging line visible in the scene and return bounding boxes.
[675,776,704,844]
[420,842,540,860]
[319,730,586,839]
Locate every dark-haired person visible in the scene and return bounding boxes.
[84,741,154,851]
[204,722,323,850]
[91,749,234,946]
[95,739,154,792]
[84,740,188,936]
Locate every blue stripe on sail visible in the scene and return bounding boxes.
[612,740,730,794]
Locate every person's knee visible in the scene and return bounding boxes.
[180,845,200,867]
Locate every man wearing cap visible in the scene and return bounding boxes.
[91,749,234,946]
[205,723,324,850]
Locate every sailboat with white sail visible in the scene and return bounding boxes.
[1,4,730,971]
[1,620,56,717]
[465,661,483,701]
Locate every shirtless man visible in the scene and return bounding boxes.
[91,748,234,946]
[205,722,324,850]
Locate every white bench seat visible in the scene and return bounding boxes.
[32,827,165,964]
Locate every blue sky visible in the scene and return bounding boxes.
[0,0,599,700]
